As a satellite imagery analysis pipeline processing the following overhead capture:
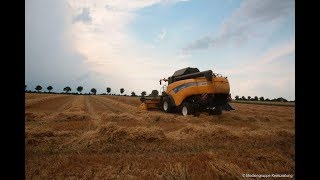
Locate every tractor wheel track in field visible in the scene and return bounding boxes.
[26,95,76,114]
[25,93,54,100]
[100,95,141,107]
[90,96,133,114]
[95,96,140,114]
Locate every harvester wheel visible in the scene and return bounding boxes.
[181,102,193,116]
[163,97,173,113]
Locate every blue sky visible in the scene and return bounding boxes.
[26,0,295,100]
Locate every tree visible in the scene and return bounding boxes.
[150,90,159,97]
[47,86,53,93]
[241,96,246,100]
[265,98,270,101]
[247,96,251,101]
[131,91,136,96]
[77,86,83,94]
[259,96,264,101]
[106,87,111,95]
[35,85,42,93]
[120,88,124,95]
[254,96,258,101]
[91,88,97,95]
[141,91,146,97]
[235,95,240,100]
[25,85,27,91]
[276,97,288,102]
[63,87,71,93]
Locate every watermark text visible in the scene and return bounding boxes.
[242,173,294,178]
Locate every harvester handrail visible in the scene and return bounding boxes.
[213,73,223,77]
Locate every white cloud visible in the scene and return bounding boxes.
[161,0,190,5]
[184,0,295,51]
[66,0,190,94]
[73,8,92,23]
[157,28,167,41]
[220,39,295,100]
[230,75,294,100]
[221,39,295,75]
[158,29,167,40]
[177,52,191,60]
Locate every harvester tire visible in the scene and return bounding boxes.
[163,97,173,113]
[181,102,193,116]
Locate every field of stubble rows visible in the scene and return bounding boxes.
[25,93,295,179]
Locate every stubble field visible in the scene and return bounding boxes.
[25,93,295,179]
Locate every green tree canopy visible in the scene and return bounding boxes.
[47,86,53,93]
[77,86,83,94]
[63,87,71,93]
[106,87,111,94]
[35,85,42,92]
[91,88,97,95]
[276,97,288,102]
[120,88,124,95]
[131,91,136,96]
[141,91,146,97]
[150,90,159,97]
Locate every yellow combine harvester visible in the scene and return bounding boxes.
[140,67,234,116]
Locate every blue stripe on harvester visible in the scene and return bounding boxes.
[173,82,198,93]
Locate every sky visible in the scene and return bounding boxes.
[25,0,295,100]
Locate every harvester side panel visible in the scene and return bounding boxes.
[212,77,230,94]
[167,77,230,106]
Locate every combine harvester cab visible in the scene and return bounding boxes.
[140,67,235,116]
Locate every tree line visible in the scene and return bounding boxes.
[26,85,293,101]
[234,95,293,102]
[25,85,159,97]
